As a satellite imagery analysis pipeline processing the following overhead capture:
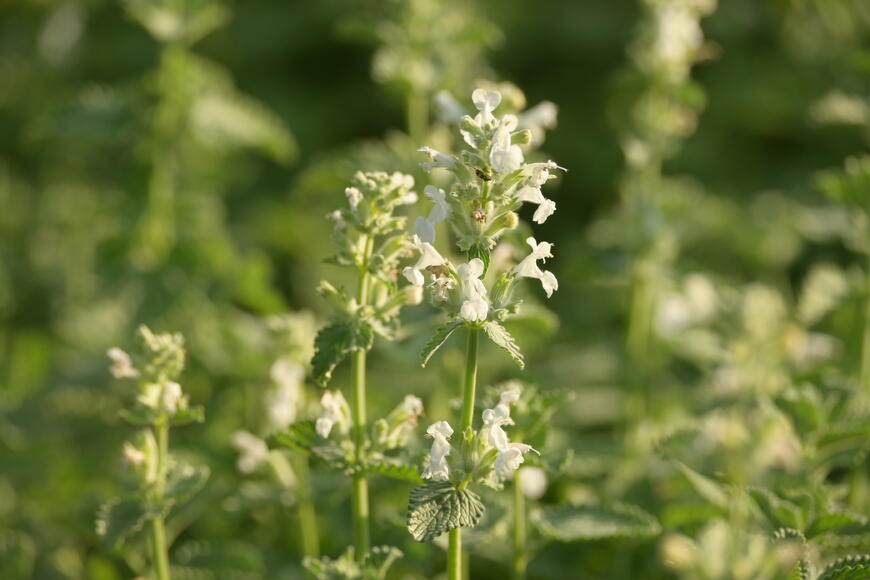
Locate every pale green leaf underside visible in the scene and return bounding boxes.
[407,482,485,542]
[533,503,661,542]
[483,321,524,369]
[95,497,150,549]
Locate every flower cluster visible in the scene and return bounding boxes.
[407,88,564,325]
[419,386,537,488]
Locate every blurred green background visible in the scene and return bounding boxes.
[2,0,869,578]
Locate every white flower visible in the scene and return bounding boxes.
[499,387,521,406]
[122,441,146,467]
[457,258,489,322]
[489,114,524,174]
[516,184,545,204]
[513,237,559,298]
[403,284,424,306]
[107,347,139,378]
[429,274,455,302]
[422,421,454,481]
[403,235,447,286]
[413,216,436,244]
[481,404,513,452]
[494,443,539,481]
[653,5,703,77]
[532,198,556,224]
[403,394,424,417]
[316,390,350,438]
[345,186,363,209]
[267,359,304,430]
[435,90,466,124]
[397,191,419,205]
[418,146,456,173]
[424,185,451,223]
[327,210,346,227]
[138,381,186,414]
[518,466,548,500]
[232,430,270,473]
[519,101,558,146]
[523,160,564,186]
[472,89,501,126]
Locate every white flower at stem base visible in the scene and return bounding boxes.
[316,390,350,438]
[232,430,270,474]
[518,466,548,500]
[107,347,139,378]
[472,89,502,126]
[422,421,454,482]
[514,237,559,298]
[494,443,539,481]
[457,258,489,322]
[418,146,456,173]
[489,115,524,174]
[403,235,447,286]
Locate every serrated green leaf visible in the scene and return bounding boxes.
[96,497,150,549]
[817,555,870,580]
[303,545,402,580]
[165,462,210,505]
[468,244,491,275]
[171,405,205,426]
[749,488,806,531]
[675,462,729,509]
[533,503,661,542]
[808,512,868,539]
[483,321,524,368]
[421,320,463,367]
[351,459,423,483]
[788,560,812,580]
[407,482,485,542]
[268,420,320,454]
[312,322,373,385]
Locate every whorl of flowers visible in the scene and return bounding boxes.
[408,88,564,325]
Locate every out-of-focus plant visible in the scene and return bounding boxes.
[98,326,208,580]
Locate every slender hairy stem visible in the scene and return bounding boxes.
[351,234,373,561]
[512,470,527,580]
[448,328,480,580]
[150,419,171,580]
[861,254,870,395]
[294,457,320,562]
[625,258,654,431]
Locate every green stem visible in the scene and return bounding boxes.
[150,420,171,580]
[351,235,373,561]
[861,255,870,395]
[449,328,479,580]
[512,470,527,580]
[625,258,654,429]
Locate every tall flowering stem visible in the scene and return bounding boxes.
[149,419,172,580]
[512,471,528,580]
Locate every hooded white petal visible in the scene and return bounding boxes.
[472,89,502,126]
[532,199,556,224]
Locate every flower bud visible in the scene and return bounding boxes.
[513,129,533,145]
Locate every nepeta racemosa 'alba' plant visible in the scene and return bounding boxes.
[404,88,563,580]
[99,326,208,580]
[293,171,425,568]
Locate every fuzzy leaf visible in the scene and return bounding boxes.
[483,321,524,368]
[165,462,210,505]
[407,482,485,542]
[421,320,463,367]
[268,420,320,454]
[304,545,402,580]
[817,555,870,580]
[171,405,205,426]
[675,462,729,509]
[95,497,150,549]
[749,488,806,531]
[788,560,812,580]
[353,459,423,483]
[808,512,868,539]
[312,322,373,385]
[533,503,661,542]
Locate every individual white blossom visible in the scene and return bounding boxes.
[499,387,522,406]
[481,404,513,452]
[519,101,558,147]
[138,381,186,414]
[107,347,139,379]
[403,235,447,286]
[524,160,564,186]
[403,284,424,306]
[122,441,146,467]
[231,430,270,474]
[513,237,559,298]
[413,216,436,244]
[514,161,563,224]
[316,390,350,438]
[532,198,557,224]
[402,394,424,417]
[429,273,455,302]
[494,443,539,481]
[472,88,501,126]
[518,466,548,500]
[418,146,456,173]
[345,186,363,209]
[435,90,466,124]
[422,421,454,482]
[489,114,524,174]
[457,258,489,322]
[413,185,452,243]
[268,359,304,429]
